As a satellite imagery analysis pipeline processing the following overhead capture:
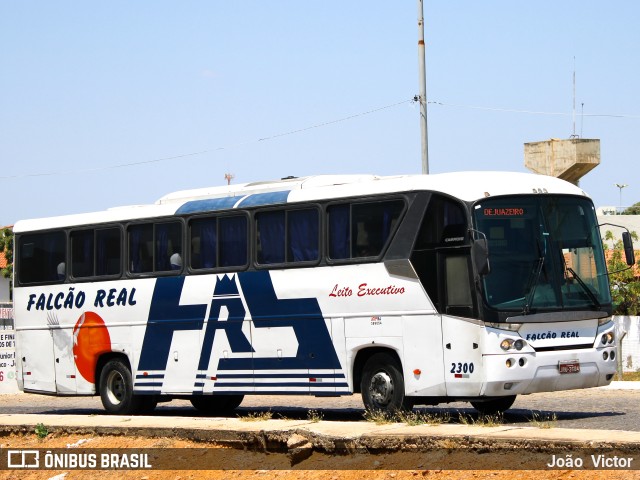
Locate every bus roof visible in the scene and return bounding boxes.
[14,171,587,233]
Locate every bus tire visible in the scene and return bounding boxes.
[360,352,411,413]
[470,395,517,415]
[99,359,142,415]
[190,395,244,415]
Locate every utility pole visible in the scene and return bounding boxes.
[417,0,429,174]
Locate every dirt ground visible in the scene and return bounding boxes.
[2,432,640,480]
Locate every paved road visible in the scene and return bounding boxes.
[2,385,639,432]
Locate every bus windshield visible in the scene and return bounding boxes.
[473,195,611,314]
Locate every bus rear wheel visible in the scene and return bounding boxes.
[470,395,517,415]
[190,395,244,415]
[99,359,143,415]
[360,352,412,413]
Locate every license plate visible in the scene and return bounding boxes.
[558,361,580,374]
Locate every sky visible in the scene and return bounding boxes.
[2,1,639,225]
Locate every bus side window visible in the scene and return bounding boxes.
[352,201,404,258]
[287,208,319,262]
[328,204,350,259]
[96,228,122,276]
[129,224,153,273]
[256,211,285,265]
[71,227,122,278]
[412,195,468,314]
[129,222,182,274]
[219,215,247,267]
[444,255,474,316]
[190,217,217,269]
[71,229,94,278]
[155,222,182,272]
[18,231,66,284]
[328,200,403,260]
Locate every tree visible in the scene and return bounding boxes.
[622,201,640,215]
[604,230,640,315]
[0,227,13,281]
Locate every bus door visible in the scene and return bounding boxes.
[410,194,480,397]
[439,252,483,397]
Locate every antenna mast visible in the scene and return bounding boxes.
[572,57,577,137]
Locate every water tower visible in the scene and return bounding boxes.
[524,138,600,185]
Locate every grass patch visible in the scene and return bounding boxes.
[363,409,395,425]
[457,412,504,427]
[619,371,640,381]
[529,412,558,429]
[239,411,274,422]
[364,409,452,426]
[395,410,451,426]
[307,410,324,423]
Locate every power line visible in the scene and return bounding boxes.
[428,101,640,119]
[6,97,640,181]
[2,98,415,180]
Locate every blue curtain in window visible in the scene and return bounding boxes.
[47,234,64,281]
[156,224,170,271]
[130,227,142,273]
[257,211,285,264]
[201,220,217,268]
[381,201,403,246]
[97,231,107,276]
[82,231,93,276]
[220,216,247,267]
[382,207,392,247]
[289,210,318,261]
[329,205,350,259]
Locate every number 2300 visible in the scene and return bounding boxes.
[450,362,474,374]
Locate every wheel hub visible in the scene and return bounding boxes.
[369,371,394,406]
[106,370,125,405]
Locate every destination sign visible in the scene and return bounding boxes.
[482,208,525,217]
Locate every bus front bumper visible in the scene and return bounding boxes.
[480,346,617,396]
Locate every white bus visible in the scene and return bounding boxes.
[13,172,634,415]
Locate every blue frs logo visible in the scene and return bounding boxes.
[136,271,345,393]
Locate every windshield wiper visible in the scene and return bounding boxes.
[566,266,601,308]
[522,228,548,315]
[522,256,544,315]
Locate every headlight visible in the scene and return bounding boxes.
[601,332,615,345]
[500,338,527,351]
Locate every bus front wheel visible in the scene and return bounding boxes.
[360,352,412,413]
[470,395,517,415]
[99,359,142,415]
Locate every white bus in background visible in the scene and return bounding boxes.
[12,172,635,415]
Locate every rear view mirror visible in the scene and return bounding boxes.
[622,231,636,266]
[472,236,491,276]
